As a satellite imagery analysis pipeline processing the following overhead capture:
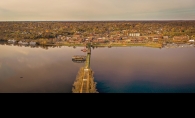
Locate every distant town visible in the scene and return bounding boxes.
[0,21,195,48]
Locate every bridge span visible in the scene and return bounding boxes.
[72,43,98,93]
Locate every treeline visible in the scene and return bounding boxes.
[0,21,195,40]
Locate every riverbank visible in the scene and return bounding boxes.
[5,40,195,48]
[44,42,163,48]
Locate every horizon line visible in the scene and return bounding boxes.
[0,20,195,22]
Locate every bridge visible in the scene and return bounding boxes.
[72,43,98,93]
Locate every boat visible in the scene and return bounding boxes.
[72,55,86,61]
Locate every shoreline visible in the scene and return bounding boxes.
[2,40,194,48]
[44,42,163,48]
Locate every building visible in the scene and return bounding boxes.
[173,36,189,42]
[189,39,194,43]
[129,33,140,37]
[147,35,163,42]
[153,38,159,42]
[163,36,169,39]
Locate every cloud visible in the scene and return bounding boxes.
[0,0,195,20]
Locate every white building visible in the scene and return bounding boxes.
[129,33,140,37]
[189,39,194,42]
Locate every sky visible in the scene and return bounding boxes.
[0,0,195,21]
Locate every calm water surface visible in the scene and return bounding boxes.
[0,44,195,93]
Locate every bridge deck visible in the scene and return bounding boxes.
[80,69,90,93]
[79,45,92,93]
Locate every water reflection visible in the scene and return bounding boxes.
[0,41,195,93]
[0,44,83,93]
[91,47,195,93]
[0,41,62,50]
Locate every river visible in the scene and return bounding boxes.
[0,43,195,93]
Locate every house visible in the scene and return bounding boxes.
[124,39,131,43]
[57,35,62,39]
[163,36,169,39]
[130,39,138,43]
[97,39,105,43]
[153,38,159,42]
[137,37,146,43]
[148,35,163,42]
[189,39,194,43]
[122,37,128,40]
[173,36,189,42]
